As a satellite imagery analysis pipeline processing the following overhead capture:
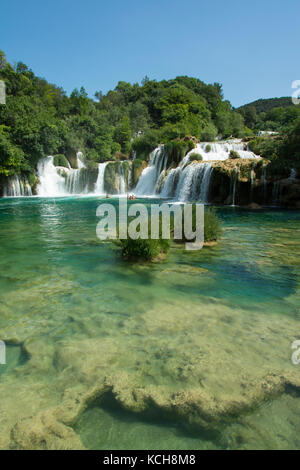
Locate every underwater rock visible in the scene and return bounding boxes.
[10,408,84,450]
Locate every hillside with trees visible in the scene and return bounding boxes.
[0,49,248,183]
[1,49,300,188]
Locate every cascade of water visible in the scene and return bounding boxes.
[37,156,67,197]
[172,163,213,202]
[199,164,214,202]
[189,141,260,161]
[127,166,132,191]
[3,176,32,197]
[65,152,88,194]
[94,162,108,194]
[76,152,85,169]
[135,147,168,195]
[159,168,181,198]
[118,165,126,194]
[289,168,297,180]
[250,168,255,202]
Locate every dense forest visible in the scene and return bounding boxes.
[0,49,300,185]
[0,49,248,181]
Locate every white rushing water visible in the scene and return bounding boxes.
[37,156,67,197]
[133,140,260,202]
[94,162,108,194]
[37,153,89,197]
[173,163,213,202]
[3,176,32,197]
[188,141,260,162]
[3,140,261,200]
[76,152,85,169]
[135,147,168,196]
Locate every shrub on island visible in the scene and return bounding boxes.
[229,150,240,160]
[172,206,222,244]
[118,237,170,261]
[203,208,223,242]
[189,153,203,162]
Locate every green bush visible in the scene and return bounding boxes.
[204,208,222,242]
[229,150,240,160]
[53,154,70,167]
[205,144,211,152]
[131,129,160,160]
[173,206,222,243]
[165,139,195,166]
[131,159,146,188]
[189,152,203,161]
[118,237,170,261]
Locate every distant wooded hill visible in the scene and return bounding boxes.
[237,97,293,114]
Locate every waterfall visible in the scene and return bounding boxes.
[65,169,89,194]
[94,163,108,194]
[250,168,255,202]
[64,152,88,194]
[135,147,168,195]
[199,164,214,202]
[159,168,181,198]
[37,156,67,197]
[117,163,126,194]
[189,140,260,161]
[76,152,85,169]
[3,176,32,197]
[174,163,213,202]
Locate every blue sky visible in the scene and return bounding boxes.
[1,0,299,107]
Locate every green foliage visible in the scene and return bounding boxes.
[0,125,24,176]
[189,153,203,161]
[53,154,69,167]
[165,139,195,165]
[205,144,211,152]
[118,237,170,261]
[173,206,222,243]
[131,159,146,187]
[0,48,265,186]
[200,123,218,141]
[204,208,223,242]
[132,129,160,160]
[229,150,240,159]
[114,115,132,154]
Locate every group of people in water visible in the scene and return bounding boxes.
[105,194,136,200]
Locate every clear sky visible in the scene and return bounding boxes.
[1,0,299,107]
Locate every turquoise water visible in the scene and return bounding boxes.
[0,197,299,449]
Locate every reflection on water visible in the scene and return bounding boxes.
[0,197,299,450]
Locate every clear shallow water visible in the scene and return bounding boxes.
[0,197,299,450]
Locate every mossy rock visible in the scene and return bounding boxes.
[131,159,147,189]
